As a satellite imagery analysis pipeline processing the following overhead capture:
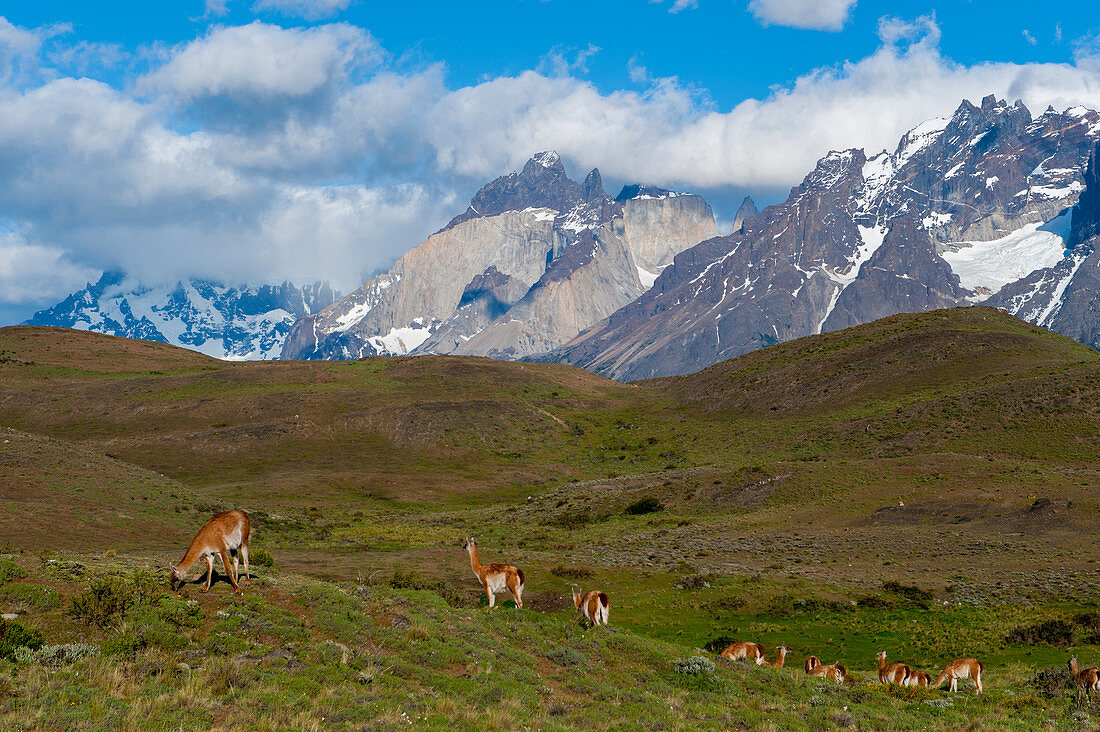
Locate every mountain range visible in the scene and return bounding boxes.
[25,272,338,360]
[25,95,1100,376]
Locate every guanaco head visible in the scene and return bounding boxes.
[571,585,582,608]
[168,565,181,591]
[1070,657,1079,674]
[462,537,475,552]
[877,650,887,662]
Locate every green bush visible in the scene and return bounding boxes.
[250,549,275,567]
[14,643,97,666]
[624,497,663,515]
[69,577,132,627]
[550,565,593,581]
[0,619,44,661]
[882,581,934,609]
[1007,619,1076,647]
[0,582,61,610]
[546,647,586,667]
[674,656,715,675]
[0,559,26,585]
[387,570,470,608]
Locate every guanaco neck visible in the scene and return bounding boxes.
[1070,658,1081,679]
[877,654,887,673]
[572,590,582,609]
[467,544,484,577]
[174,536,213,576]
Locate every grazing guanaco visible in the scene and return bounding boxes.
[804,656,846,683]
[169,510,251,595]
[463,538,524,609]
[906,670,933,687]
[763,646,789,668]
[1069,657,1100,700]
[571,586,609,626]
[719,641,765,664]
[877,650,912,685]
[933,658,983,695]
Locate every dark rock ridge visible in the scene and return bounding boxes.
[537,97,1100,380]
[282,151,717,361]
[27,271,338,360]
[732,196,757,233]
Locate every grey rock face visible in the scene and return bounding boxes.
[283,152,717,361]
[541,97,1100,380]
[732,196,757,233]
[27,271,338,360]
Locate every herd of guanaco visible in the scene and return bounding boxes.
[719,644,984,694]
[173,512,1100,698]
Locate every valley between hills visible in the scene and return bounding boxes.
[3,307,1100,729]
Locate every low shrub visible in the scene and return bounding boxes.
[0,559,26,585]
[765,593,796,617]
[1007,619,1076,647]
[882,581,934,609]
[0,618,44,661]
[550,566,593,581]
[387,570,470,608]
[1028,665,1074,698]
[546,647,585,667]
[624,497,663,515]
[703,636,737,653]
[69,577,132,627]
[674,574,715,591]
[674,656,715,675]
[0,582,61,610]
[250,549,275,567]
[13,643,97,666]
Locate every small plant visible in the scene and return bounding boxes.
[69,577,132,628]
[924,698,952,709]
[1028,665,1074,698]
[546,647,586,667]
[0,558,26,584]
[1007,619,1077,647]
[250,549,275,567]
[674,656,715,675]
[624,497,663,515]
[882,581,934,609]
[13,643,97,666]
[0,618,44,661]
[550,565,593,580]
[0,582,61,610]
[674,574,714,590]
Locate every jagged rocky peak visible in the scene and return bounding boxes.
[443,150,608,230]
[616,184,676,201]
[1070,142,1100,248]
[800,149,866,192]
[732,196,758,233]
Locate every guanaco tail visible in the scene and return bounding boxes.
[933,658,983,695]
[463,538,524,608]
[571,586,609,626]
[169,510,251,595]
[1069,657,1100,699]
[719,641,765,664]
[804,656,846,683]
[877,650,912,685]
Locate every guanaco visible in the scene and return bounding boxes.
[571,586,609,626]
[877,650,912,685]
[169,510,251,595]
[933,658,983,695]
[804,656,846,683]
[906,670,933,687]
[463,538,524,608]
[1069,657,1100,700]
[719,641,765,664]
[763,646,789,668]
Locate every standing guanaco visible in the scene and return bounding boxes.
[463,538,524,608]
[169,510,251,595]
[719,642,765,664]
[571,586,609,626]
[877,650,912,685]
[1069,657,1100,700]
[933,658,983,695]
[804,656,846,683]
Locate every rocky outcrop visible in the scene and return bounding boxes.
[27,271,338,360]
[539,97,1100,380]
[732,196,757,233]
[282,152,717,361]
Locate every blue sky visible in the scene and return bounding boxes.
[1,0,1099,325]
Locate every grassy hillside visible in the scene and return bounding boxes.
[3,309,1100,728]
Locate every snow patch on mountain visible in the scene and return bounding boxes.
[943,209,1072,295]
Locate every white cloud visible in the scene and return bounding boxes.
[6,14,1100,318]
[1023,29,1038,47]
[749,0,857,31]
[0,233,97,304]
[138,22,379,103]
[669,0,698,13]
[252,0,354,21]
